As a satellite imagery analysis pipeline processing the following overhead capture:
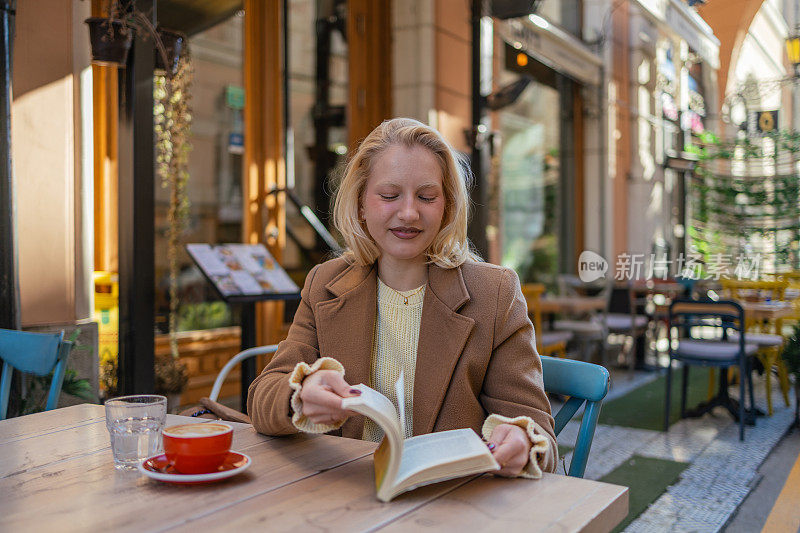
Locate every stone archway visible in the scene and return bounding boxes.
[696,0,766,108]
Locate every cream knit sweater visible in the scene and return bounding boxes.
[362,279,424,441]
[287,277,550,478]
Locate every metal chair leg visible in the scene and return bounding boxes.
[664,359,673,432]
[760,349,774,415]
[680,365,690,418]
[747,359,756,416]
[739,362,746,441]
[777,358,791,407]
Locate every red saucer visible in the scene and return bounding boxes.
[138,451,251,484]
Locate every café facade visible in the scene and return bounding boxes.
[9,0,726,406]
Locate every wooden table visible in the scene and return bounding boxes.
[0,404,628,532]
[739,301,795,321]
[654,300,795,322]
[538,295,607,315]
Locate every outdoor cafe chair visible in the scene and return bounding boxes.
[720,278,791,415]
[521,283,573,358]
[0,328,74,420]
[606,281,650,369]
[541,355,609,478]
[209,344,280,402]
[551,275,608,362]
[552,275,649,368]
[178,345,280,423]
[665,299,758,441]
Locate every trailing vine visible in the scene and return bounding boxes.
[154,47,192,392]
[686,130,800,270]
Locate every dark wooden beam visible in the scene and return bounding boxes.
[118,0,156,394]
[470,0,489,260]
[0,0,18,330]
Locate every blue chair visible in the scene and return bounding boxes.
[0,328,74,420]
[541,355,610,478]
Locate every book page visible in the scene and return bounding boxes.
[341,384,403,440]
[341,384,404,492]
[396,428,495,482]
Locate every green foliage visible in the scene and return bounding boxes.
[781,323,800,379]
[688,129,800,269]
[155,46,193,364]
[19,369,94,416]
[518,234,558,291]
[154,353,188,395]
[17,328,94,416]
[178,301,233,331]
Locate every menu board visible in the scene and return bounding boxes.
[186,243,300,302]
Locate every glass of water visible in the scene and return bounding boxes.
[105,395,168,470]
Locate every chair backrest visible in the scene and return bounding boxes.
[209,344,280,402]
[557,274,608,299]
[668,298,746,355]
[0,329,73,420]
[541,355,609,478]
[521,283,546,352]
[720,278,787,302]
[608,281,634,314]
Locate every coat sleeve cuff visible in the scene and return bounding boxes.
[482,414,552,479]
[288,357,346,434]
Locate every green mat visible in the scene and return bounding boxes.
[600,455,689,532]
[598,367,713,431]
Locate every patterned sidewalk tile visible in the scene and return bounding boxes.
[623,377,796,533]
[556,366,797,532]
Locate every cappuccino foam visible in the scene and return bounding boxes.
[163,423,231,438]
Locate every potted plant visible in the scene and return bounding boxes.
[85,0,178,71]
[155,353,188,412]
[154,27,186,76]
[781,323,800,428]
[85,16,132,66]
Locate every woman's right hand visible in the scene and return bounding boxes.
[298,370,361,425]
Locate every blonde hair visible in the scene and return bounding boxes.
[332,118,480,268]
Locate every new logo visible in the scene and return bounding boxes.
[578,251,608,283]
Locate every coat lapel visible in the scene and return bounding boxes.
[413,264,474,435]
[315,262,377,439]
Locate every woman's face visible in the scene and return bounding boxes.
[360,144,446,268]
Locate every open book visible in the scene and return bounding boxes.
[341,373,500,502]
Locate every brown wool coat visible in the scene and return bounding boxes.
[247,257,557,473]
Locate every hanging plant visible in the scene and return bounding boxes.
[85,17,133,66]
[154,27,186,76]
[85,0,171,69]
[154,46,193,395]
[688,129,800,270]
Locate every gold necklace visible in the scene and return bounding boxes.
[394,285,425,305]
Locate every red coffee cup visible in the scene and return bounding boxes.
[163,422,233,474]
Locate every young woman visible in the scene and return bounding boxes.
[247,118,556,477]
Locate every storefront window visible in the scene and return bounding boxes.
[499,71,561,286]
[536,0,582,37]
[154,14,244,333]
[284,0,349,274]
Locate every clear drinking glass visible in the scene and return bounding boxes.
[105,395,168,470]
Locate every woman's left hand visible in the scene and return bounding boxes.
[487,423,532,477]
